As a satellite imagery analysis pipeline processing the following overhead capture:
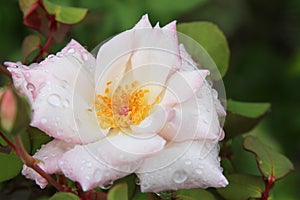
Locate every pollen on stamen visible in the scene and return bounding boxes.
[94,80,158,129]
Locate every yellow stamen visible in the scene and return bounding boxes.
[95,81,154,129]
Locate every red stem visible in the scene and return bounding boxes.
[261,174,275,200]
[0,64,12,79]
[32,1,57,62]
[12,134,66,192]
[0,131,17,151]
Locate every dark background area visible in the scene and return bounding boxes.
[0,0,299,199]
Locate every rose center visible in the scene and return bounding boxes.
[94,81,152,129]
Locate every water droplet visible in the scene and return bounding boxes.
[25,73,30,78]
[135,177,141,185]
[94,169,102,181]
[172,170,187,184]
[68,48,75,54]
[184,159,192,165]
[141,183,149,189]
[259,160,263,164]
[47,94,61,107]
[47,54,55,59]
[195,168,203,175]
[85,176,91,180]
[86,162,92,167]
[156,191,175,199]
[26,83,35,92]
[41,118,47,124]
[100,180,113,190]
[56,52,63,57]
[60,80,69,89]
[82,52,88,61]
[62,99,70,108]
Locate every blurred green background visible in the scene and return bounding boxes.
[0,0,299,199]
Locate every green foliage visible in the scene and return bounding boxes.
[224,100,271,137]
[27,127,52,154]
[43,0,87,24]
[132,192,148,200]
[108,183,128,200]
[177,22,230,79]
[19,0,38,15]
[0,0,298,199]
[176,188,216,200]
[49,192,79,200]
[0,153,22,182]
[22,35,41,63]
[113,174,136,199]
[217,174,265,200]
[243,136,294,180]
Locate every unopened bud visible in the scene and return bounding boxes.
[0,86,31,135]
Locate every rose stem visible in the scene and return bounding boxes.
[12,134,65,192]
[0,64,12,79]
[0,131,17,151]
[261,174,275,200]
[32,1,56,62]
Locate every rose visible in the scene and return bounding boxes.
[5,14,228,192]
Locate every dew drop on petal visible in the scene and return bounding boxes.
[56,52,63,57]
[172,170,188,184]
[184,159,192,165]
[41,118,47,124]
[86,162,92,167]
[47,94,61,107]
[26,83,35,92]
[100,180,113,190]
[195,168,203,175]
[142,183,149,189]
[47,54,55,59]
[62,99,70,108]
[82,52,88,61]
[67,48,75,54]
[60,80,69,89]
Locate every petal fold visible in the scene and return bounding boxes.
[22,139,75,189]
[59,132,166,191]
[136,141,228,192]
[159,81,224,142]
[7,40,106,144]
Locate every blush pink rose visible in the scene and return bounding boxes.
[6,14,228,192]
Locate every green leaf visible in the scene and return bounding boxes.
[132,192,148,200]
[19,0,38,15]
[217,174,265,200]
[22,35,41,63]
[230,136,261,176]
[176,188,216,200]
[224,100,271,137]
[177,22,230,79]
[0,152,22,182]
[175,195,196,200]
[27,127,52,154]
[49,192,79,200]
[43,0,88,24]
[108,183,128,200]
[243,136,294,180]
[227,100,271,118]
[114,174,136,199]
